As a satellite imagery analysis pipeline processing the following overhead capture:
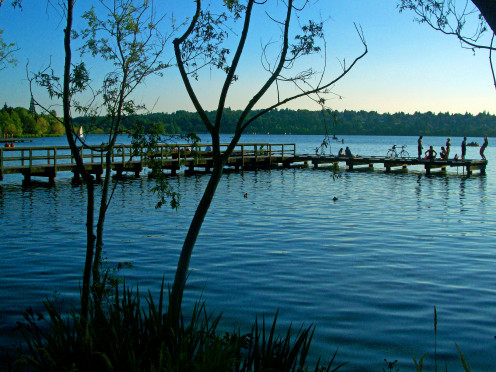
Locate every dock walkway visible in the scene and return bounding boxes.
[0,143,487,183]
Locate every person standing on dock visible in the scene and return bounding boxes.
[445,138,451,158]
[461,137,467,160]
[417,136,423,159]
[480,136,488,160]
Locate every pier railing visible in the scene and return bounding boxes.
[0,142,296,181]
[0,142,486,182]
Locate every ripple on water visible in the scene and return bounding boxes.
[1,151,496,369]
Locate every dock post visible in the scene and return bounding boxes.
[465,164,472,176]
[23,170,31,183]
[48,168,56,184]
[0,148,3,180]
[72,170,81,183]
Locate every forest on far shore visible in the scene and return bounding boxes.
[74,108,496,137]
[2,104,495,137]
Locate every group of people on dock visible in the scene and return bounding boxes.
[337,147,355,158]
[418,135,488,161]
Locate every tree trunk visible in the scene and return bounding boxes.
[472,0,496,34]
[92,151,113,304]
[169,158,224,321]
[63,0,95,331]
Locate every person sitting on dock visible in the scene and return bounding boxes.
[345,146,353,157]
[337,148,345,157]
[453,154,459,160]
[440,146,448,160]
[424,146,437,160]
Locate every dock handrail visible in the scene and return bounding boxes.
[0,142,296,171]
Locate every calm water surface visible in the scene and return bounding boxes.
[1,134,495,370]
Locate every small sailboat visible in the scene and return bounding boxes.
[78,126,84,138]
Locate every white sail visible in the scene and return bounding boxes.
[78,126,83,137]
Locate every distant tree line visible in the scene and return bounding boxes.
[5,105,494,137]
[0,103,65,137]
[73,107,496,137]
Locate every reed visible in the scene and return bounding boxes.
[10,280,343,372]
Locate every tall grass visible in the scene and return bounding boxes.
[10,280,343,372]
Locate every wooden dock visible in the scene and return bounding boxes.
[0,143,487,183]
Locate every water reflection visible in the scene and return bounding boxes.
[0,138,495,370]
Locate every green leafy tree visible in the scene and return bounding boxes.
[168,0,367,319]
[0,29,18,71]
[29,0,172,328]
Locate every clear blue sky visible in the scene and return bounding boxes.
[0,0,495,115]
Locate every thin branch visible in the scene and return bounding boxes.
[242,23,367,131]
[215,0,255,131]
[173,0,214,135]
[491,33,496,89]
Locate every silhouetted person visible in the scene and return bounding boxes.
[440,146,447,159]
[417,136,423,159]
[445,137,451,158]
[337,148,345,157]
[345,147,353,157]
[480,136,488,160]
[425,146,437,160]
[461,137,467,160]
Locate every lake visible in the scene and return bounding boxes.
[1,134,495,370]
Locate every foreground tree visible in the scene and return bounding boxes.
[399,0,496,88]
[168,0,367,319]
[472,0,496,33]
[29,0,170,327]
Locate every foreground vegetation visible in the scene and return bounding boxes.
[2,284,475,371]
[6,280,343,372]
